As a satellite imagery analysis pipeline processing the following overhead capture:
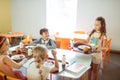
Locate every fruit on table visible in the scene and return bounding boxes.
[16,47,22,54]
[83,47,89,53]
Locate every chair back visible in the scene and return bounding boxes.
[60,38,70,50]
[0,72,19,80]
[55,40,61,48]
[0,72,5,80]
[74,31,85,34]
[22,34,32,45]
[26,34,32,42]
[106,38,112,51]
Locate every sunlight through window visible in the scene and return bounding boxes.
[46,0,78,35]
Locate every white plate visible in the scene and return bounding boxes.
[9,46,19,52]
[25,46,34,49]
[11,54,25,60]
[78,45,91,50]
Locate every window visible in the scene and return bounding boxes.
[46,0,78,35]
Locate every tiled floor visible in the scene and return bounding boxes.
[97,53,120,80]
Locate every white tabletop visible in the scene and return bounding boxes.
[49,49,92,79]
[23,49,91,79]
[9,46,91,79]
[55,33,88,40]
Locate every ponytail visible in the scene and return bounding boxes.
[32,46,47,80]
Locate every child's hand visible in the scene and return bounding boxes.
[20,58,28,66]
[51,49,57,57]
[22,58,28,63]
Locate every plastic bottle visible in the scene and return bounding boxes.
[62,55,66,70]
[19,41,23,48]
[70,39,74,49]
[28,47,32,56]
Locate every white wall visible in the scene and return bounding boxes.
[10,0,120,50]
[10,0,46,38]
[77,0,120,50]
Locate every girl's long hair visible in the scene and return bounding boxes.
[32,46,47,80]
[89,17,107,39]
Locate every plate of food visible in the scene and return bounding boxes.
[11,54,25,60]
[78,45,91,50]
[78,45,92,54]
[25,46,34,49]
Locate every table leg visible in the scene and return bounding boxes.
[61,76,65,80]
[79,76,82,80]
[10,37,12,43]
[70,78,74,80]
[83,72,87,80]
[50,74,52,80]
[8,37,12,44]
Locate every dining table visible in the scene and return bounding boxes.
[1,32,24,43]
[9,46,92,80]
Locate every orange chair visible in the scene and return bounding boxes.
[55,40,61,48]
[27,34,32,42]
[54,33,70,50]
[106,38,112,62]
[0,72,4,80]
[22,34,32,45]
[73,30,86,42]
[74,38,85,43]
[102,38,112,67]
[74,31,85,34]
[59,38,70,50]
[0,72,19,80]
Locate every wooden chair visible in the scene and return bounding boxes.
[60,38,70,50]
[102,38,112,67]
[0,72,5,80]
[0,72,19,80]
[55,40,61,48]
[106,38,112,62]
[54,33,70,50]
[22,34,32,45]
[74,31,85,34]
[73,30,86,42]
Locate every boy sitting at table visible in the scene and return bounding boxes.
[31,28,56,49]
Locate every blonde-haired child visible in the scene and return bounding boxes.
[27,46,59,80]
